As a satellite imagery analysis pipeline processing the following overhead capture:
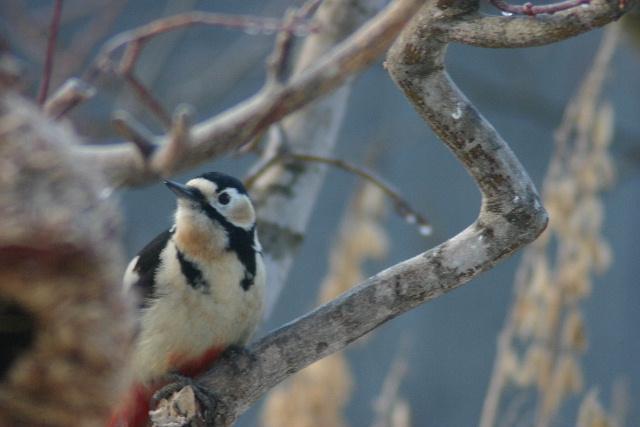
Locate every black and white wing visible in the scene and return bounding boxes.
[123,228,173,309]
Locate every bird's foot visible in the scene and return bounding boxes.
[217,344,252,368]
[151,374,218,426]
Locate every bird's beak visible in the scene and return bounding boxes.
[164,180,201,202]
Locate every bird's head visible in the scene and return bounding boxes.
[165,172,256,232]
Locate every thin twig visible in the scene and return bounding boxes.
[243,125,287,186]
[244,125,431,235]
[371,337,412,427]
[38,0,64,105]
[287,151,432,235]
[88,9,319,134]
[245,150,432,236]
[77,0,426,188]
[111,110,157,158]
[151,0,554,423]
[123,72,172,128]
[61,0,130,78]
[151,104,194,174]
[266,0,325,84]
[265,9,299,85]
[86,12,318,82]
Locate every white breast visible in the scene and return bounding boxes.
[130,240,265,383]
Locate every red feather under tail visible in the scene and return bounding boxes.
[107,346,225,427]
[169,346,224,379]
[106,383,157,427]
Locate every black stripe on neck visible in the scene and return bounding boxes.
[176,249,210,293]
[202,204,258,291]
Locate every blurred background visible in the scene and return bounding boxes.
[1,1,638,426]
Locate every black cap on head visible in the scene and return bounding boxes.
[198,172,248,195]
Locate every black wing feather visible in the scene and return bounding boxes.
[131,228,173,309]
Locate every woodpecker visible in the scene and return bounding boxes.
[108,172,265,427]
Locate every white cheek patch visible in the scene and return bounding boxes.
[227,195,256,230]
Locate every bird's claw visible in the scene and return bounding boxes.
[151,374,218,425]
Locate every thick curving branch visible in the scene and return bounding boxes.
[153,0,637,425]
[445,0,634,48]
[75,0,425,189]
[173,0,574,425]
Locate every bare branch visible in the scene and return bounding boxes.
[122,72,172,127]
[111,110,158,158]
[150,104,194,174]
[2,0,130,92]
[42,77,95,119]
[285,151,432,235]
[246,144,432,234]
[86,11,317,80]
[445,0,633,48]
[75,0,427,187]
[246,139,431,235]
[265,8,301,85]
[37,0,64,105]
[266,0,325,84]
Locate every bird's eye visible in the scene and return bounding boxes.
[218,192,231,205]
